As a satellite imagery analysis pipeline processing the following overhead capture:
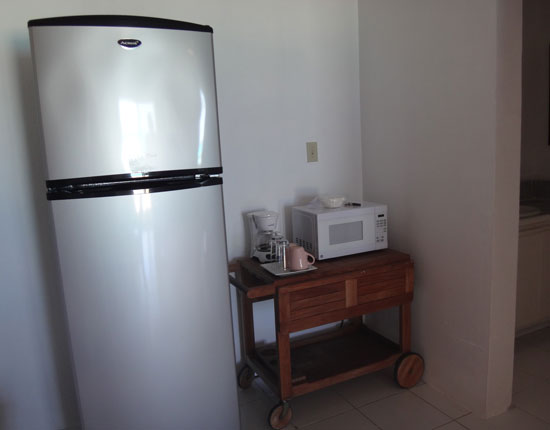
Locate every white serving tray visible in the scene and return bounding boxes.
[260,262,318,277]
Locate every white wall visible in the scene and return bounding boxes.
[521,0,550,179]
[0,1,362,428]
[1,4,81,429]
[215,1,362,351]
[487,0,522,415]
[216,3,362,257]
[358,0,521,417]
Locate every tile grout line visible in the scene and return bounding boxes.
[353,405,383,430]
[330,381,464,429]
[344,388,407,409]
[350,388,468,430]
[285,388,357,429]
[432,417,471,429]
[350,390,424,430]
[512,404,550,426]
[408,388,469,422]
[336,386,384,429]
[453,417,471,429]
[252,380,474,430]
[328,385,384,430]
[247,375,481,429]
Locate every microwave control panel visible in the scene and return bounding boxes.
[375,214,387,244]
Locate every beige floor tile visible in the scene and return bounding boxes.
[300,409,379,430]
[360,391,452,430]
[513,368,546,395]
[237,328,550,429]
[514,348,550,380]
[435,422,469,430]
[457,408,550,430]
[288,388,353,428]
[513,377,550,424]
[411,384,470,419]
[331,370,404,407]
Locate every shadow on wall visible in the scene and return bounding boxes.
[13,36,80,428]
[283,187,319,241]
[241,208,266,262]
[240,188,318,258]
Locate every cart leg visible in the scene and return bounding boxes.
[276,331,292,399]
[239,290,256,357]
[275,291,293,400]
[399,303,411,353]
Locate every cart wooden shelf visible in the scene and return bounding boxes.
[229,249,424,429]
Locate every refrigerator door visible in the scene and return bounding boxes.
[51,185,239,430]
[30,20,221,180]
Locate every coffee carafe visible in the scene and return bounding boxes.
[247,210,287,263]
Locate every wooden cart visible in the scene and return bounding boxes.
[229,249,424,429]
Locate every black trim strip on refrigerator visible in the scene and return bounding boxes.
[46,167,223,189]
[47,176,223,201]
[28,15,213,33]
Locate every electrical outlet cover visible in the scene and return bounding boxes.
[306,141,318,162]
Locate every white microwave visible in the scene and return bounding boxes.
[291,201,388,260]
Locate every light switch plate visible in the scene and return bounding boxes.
[306,141,318,162]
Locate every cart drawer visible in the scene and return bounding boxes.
[357,267,407,304]
[279,263,411,333]
[289,281,346,320]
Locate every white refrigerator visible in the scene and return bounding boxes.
[29,15,240,430]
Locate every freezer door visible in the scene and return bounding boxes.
[51,185,239,430]
[30,23,221,180]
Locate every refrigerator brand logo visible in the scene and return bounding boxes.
[118,39,142,49]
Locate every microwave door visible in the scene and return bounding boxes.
[317,215,376,259]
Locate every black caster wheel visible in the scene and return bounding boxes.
[394,352,424,388]
[268,401,292,429]
[237,365,255,389]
